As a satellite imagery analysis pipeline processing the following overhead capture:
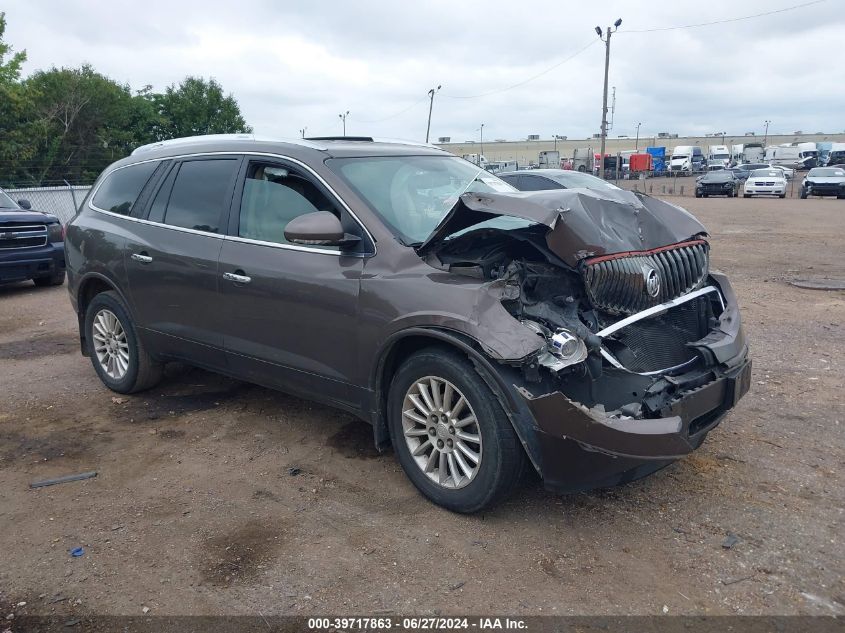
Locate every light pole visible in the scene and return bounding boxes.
[634,122,641,151]
[339,111,350,136]
[299,127,307,138]
[554,134,565,151]
[425,85,441,143]
[595,18,622,179]
[763,119,771,146]
[479,123,484,166]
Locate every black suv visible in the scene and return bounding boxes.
[0,188,66,287]
[66,135,750,512]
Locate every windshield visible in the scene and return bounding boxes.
[672,155,689,160]
[751,169,781,178]
[702,172,732,181]
[0,189,18,209]
[809,168,845,177]
[712,154,729,160]
[327,155,516,244]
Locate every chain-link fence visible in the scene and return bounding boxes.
[3,184,92,224]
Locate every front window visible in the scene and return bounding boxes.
[750,169,781,178]
[0,189,18,209]
[327,155,516,244]
[809,168,845,177]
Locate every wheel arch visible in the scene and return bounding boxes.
[370,327,542,474]
[75,273,133,356]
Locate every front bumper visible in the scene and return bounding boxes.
[510,273,751,493]
[804,184,844,196]
[744,186,785,195]
[0,242,65,284]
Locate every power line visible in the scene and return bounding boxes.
[622,0,828,33]
[442,39,599,100]
[355,94,431,123]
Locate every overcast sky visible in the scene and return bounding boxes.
[4,0,843,143]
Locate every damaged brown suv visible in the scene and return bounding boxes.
[66,135,751,512]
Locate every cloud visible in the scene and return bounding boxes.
[3,0,843,142]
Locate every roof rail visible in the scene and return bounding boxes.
[305,136,375,142]
[131,133,327,156]
[305,136,443,151]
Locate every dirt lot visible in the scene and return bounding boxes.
[1,196,843,618]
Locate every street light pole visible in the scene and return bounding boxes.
[299,127,307,138]
[596,18,622,179]
[425,85,441,143]
[763,119,771,146]
[635,122,641,151]
[479,123,485,167]
[339,111,350,136]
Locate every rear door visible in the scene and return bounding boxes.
[124,156,241,368]
[218,157,371,409]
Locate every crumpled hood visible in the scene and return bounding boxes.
[417,188,708,267]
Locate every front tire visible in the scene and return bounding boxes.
[743,193,751,198]
[388,348,526,513]
[84,291,162,394]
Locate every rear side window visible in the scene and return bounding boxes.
[92,162,158,215]
[161,159,239,233]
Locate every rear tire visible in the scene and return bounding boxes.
[33,270,65,287]
[388,348,526,513]
[84,291,162,394]
[743,194,751,198]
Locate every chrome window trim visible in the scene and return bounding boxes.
[87,151,377,256]
[597,285,725,376]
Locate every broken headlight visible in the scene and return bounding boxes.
[523,321,588,373]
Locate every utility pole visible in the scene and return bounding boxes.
[635,122,641,151]
[763,119,771,146]
[596,18,622,179]
[339,111,350,136]
[425,85,441,143]
[479,123,485,166]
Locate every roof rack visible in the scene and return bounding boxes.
[131,133,327,156]
[305,136,375,142]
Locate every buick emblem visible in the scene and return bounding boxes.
[644,266,661,298]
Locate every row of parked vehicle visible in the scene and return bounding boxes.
[695,166,845,199]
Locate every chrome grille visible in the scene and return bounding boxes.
[0,224,48,249]
[582,241,709,315]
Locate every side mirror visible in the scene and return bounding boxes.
[284,211,349,246]
[17,198,32,210]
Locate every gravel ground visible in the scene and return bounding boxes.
[0,195,843,618]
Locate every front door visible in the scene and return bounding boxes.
[218,158,371,409]
[125,156,241,368]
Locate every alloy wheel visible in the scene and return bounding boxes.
[401,376,483,489]
[92,309,130,380]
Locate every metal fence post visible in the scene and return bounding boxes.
[64,179,78,212]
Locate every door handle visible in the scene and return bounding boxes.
[131,253,153,263]
[223,271,252,284]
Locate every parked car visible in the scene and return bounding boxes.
[727,165,751,181]
[800,167,845,199]
[66,135,750,512]
[743,169,788,198]
[0,187,66,287]
[497,168,623,193]
[742,163,794,180]
[695,171,740,197]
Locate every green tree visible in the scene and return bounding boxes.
[0,11,34,183]
[153,76,252,140]
[23,65,140,183]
